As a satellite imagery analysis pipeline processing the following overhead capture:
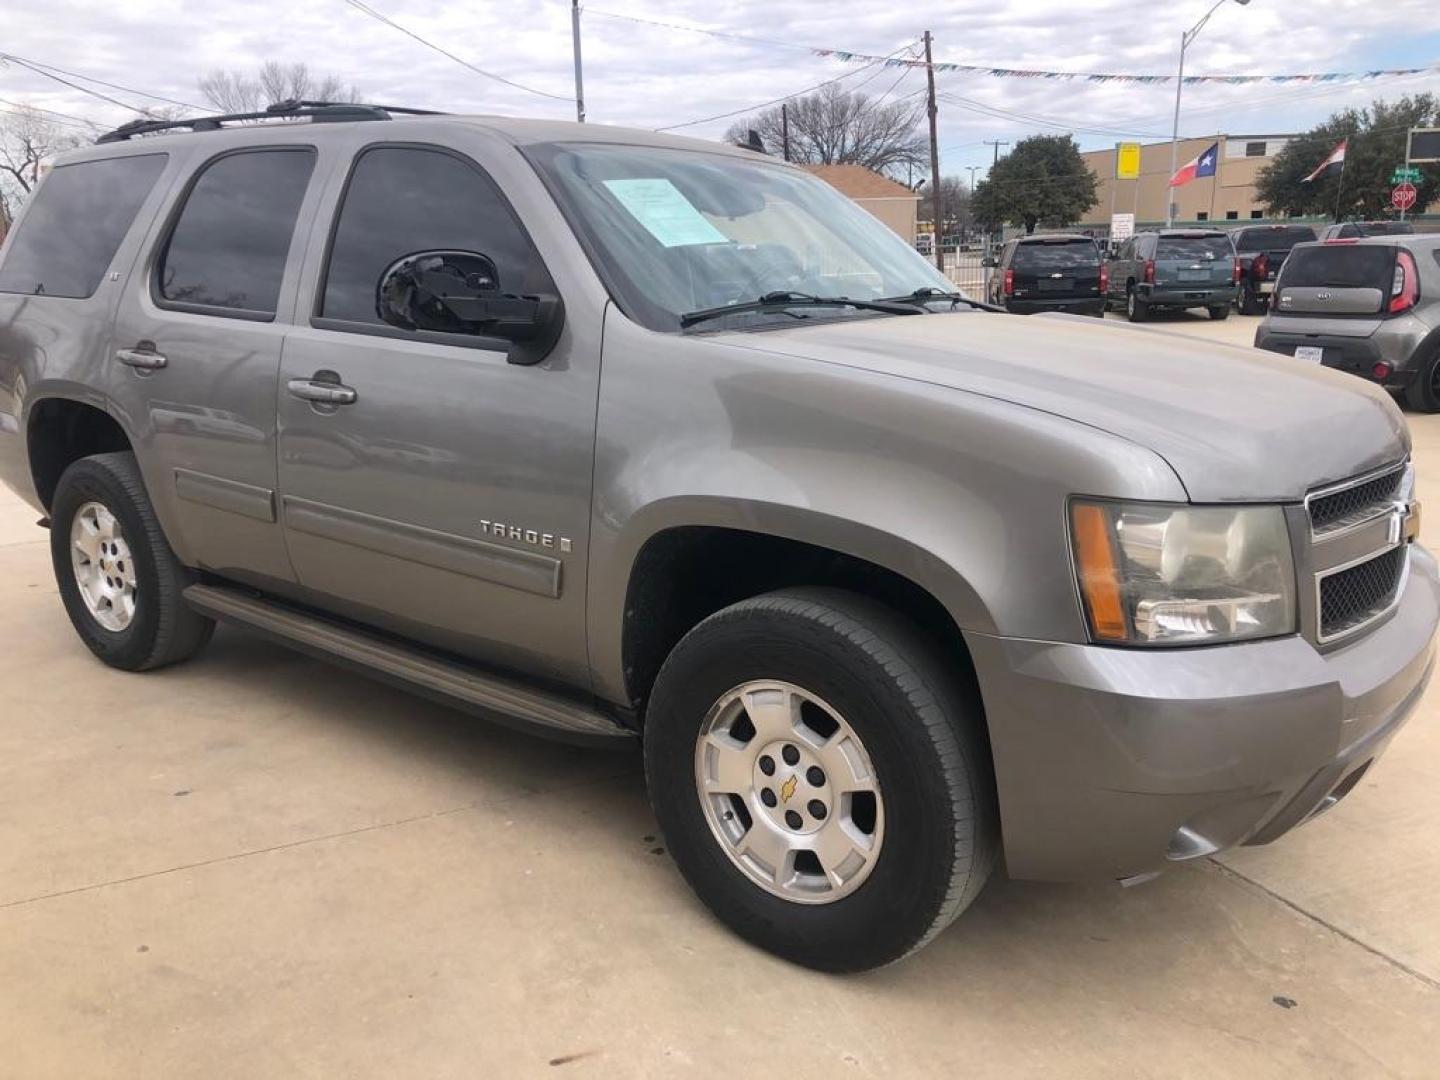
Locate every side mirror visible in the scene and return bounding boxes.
[377,249,563,365]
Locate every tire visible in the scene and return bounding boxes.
[50,452,214,671]
[644,588,998,972]
[1405,348,1440,413]
[1208,304,1231,321]
[1126,286,1148,322]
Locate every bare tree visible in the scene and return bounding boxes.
[199,62,361,113]
[1,105,84,232]
[724,84,927,178]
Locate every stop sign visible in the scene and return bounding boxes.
[1392,182,1418,211]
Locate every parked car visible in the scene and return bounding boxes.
[1232,223,1318,314]
[1254,235,1440,410]
[1104,229,1236,321]
[982,233,1106,316]
[1,103,1435,973]
[1318,221,1416,241]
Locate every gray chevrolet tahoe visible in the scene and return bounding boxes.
[0,103,1435,972]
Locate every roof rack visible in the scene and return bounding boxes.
[96,99,444,144]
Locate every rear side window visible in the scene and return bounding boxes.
[320,146,545,328]
[0,154,166,299]
[1281,246,1396,290]
[1156,236,1230,260]
[157,148,316,317]
[1013,240,1098,270]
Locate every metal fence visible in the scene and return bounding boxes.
[940,250,989,297]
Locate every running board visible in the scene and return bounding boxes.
[183,584,632,745]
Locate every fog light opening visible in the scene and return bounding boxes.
[1372,361,1393,381]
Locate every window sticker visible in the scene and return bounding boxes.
[602,178,729,248]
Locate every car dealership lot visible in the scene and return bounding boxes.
[2,311,1438,1079]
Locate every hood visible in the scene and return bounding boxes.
[710,312,1408,502]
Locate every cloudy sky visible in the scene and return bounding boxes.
[3,0,1437,179]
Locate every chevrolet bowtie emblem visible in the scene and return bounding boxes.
[779,774,798,804]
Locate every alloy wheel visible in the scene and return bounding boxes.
[693,680,885,904]
[70,500,138,632]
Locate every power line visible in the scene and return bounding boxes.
[0,98,103,130]
[0,52,203,111]
[338,0,573,103]
[0,55,153,116]
[655,42,917,133]
[583,8,826,54]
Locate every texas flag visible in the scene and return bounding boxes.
[1168,141,1219,188]
[1302,139,1347,182]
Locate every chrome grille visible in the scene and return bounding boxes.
[1307,465,1405,536]
[1318,546,1407,642]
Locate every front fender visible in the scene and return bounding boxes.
[585,311,1186,704]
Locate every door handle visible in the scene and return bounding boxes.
[116,346,167,370]
[287,377,357,406]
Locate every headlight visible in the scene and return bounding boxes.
[1070,500,1296,645]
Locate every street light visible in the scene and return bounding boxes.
[1166,0,1251,225]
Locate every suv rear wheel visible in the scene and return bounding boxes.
[644,588,997,971]
[1405,346,1440,413]
[1208,304,1231,320]
[50,452,214,670]
[1126,286,1148,322]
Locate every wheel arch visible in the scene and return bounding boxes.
[599,498,993,720]
[25,394,135,511]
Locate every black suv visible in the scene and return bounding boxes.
[1231,224,1318,314]
[983,234,1105,316]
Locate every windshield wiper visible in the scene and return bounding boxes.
[878,286,1001,312]
[679,290,925,329]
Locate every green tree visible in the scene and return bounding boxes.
[970,135,1097,234]
[1256,94,1437,220]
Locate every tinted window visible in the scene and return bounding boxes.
[1245,141,1267,157]
[1156,236,1230,260]
[158,149,314,315]
[1013,240,1098,270]
[1232,226,1316,252]
[1356,221,1414,236]
[0,154,166,299]
[322,147,546,326]
[1282,246,1396,290]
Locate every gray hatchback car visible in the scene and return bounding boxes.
[0,102,1436,972]
[1255,235,1440,411]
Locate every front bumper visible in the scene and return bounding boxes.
[967,543,1439,882]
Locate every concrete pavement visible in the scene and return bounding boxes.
[3,311,1438,1078]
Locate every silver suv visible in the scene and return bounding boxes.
[1254,235,1440,410]
[1,103,1435,972]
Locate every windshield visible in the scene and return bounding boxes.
[1013,240,1098,270]
[1155,236,1231,261]
[528,142,955,331]
[1233,226,1316,252]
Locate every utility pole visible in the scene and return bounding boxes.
[781,102,791,162]
[923,30,944,273]
[571,0,586,123]
[984,139,1008,166]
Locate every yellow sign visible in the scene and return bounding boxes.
[1116,142,1142,180]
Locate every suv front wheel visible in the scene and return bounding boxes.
[644,588,997,971]
[50,452,214,671]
